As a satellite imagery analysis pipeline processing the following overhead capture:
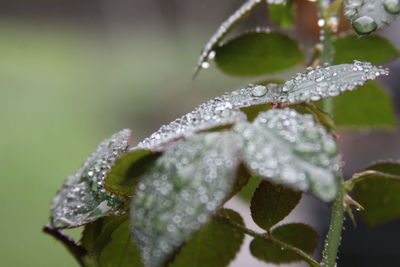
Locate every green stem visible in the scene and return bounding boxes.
[218,214,321,267]
[320,177,346,267]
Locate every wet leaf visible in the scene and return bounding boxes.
[344,0,400,35]
[273,61,389,103]
[194,0,263,76]
[346,161,400,227]
[250,223,318,264]
[251,180,302,230]
[330,81,396,129]
[235,108,340,201]
[268,0,295,28]
[333,34,399,65]
[131,132,242,267]
[215,31,303,76]
[50,129,132,229]
[170,209,244,267]
[137,61,387,151]
[104,149,161,197]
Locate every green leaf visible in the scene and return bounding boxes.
[99,220,143,267]
[251,180,302,230]
[250,223,318,264]
[346,162,400,227]
[344,0,400,35]
[169,209,244,267]
[215,31,303,76]
[81,215,143,267]
[194,0,263,76]
[331,81,396,129]
[137,61,388,151]
[235,108,340,201]
[104,149,161,196]
[238,176,262,202]
[268,0,295,29]
[333,34,399,65]
[131,132,242,267]
[50,129,131,229]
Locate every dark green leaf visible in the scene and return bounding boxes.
[105,149,160,197]
[331,81,396,129]
[235,108,340,201]
[215,31,303,76]
[99,220,143,267]
[194,0,263,76]
[346,162,400,227]
[169,209,244,267]
[131,132,242,267]
[50,129,131,229]
[268,0,295,29]
[333,34,399,65]
[250,223,318,264]
[251,180,302,230]
[344,0,400,35]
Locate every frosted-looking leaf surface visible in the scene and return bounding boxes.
[50,129,131,228]
[267,0,287,4]
[235,109,340,201]
[194,0,263,75]
[344,0,400,35]
[137,61,387,151]
[131,132,242,267]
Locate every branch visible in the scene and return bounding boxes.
[217,214,321,267]
[43,225,88,266]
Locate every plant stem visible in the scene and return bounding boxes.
[320,176,346,267]
[217,214,321,267]
[317,0,335,116]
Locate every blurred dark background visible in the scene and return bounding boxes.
[0,0,398,266]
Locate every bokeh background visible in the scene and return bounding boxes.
[0,0,399,266]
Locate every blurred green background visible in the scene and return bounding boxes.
[1,1,399,267]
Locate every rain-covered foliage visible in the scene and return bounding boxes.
[44,1,400,267]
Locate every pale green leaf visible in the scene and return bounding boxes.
[50,129,131,229]
[131,132,242,267]
[344,0,400,35]
[235,108,340,201]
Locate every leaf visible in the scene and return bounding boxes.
[50,129,132,229]
[330,81,396,129]
[104,149,161,196]
[273,61,389,103]
[235,108,340,201]
[250,223,318,264]
[251,180,302,230]
[344,0,400,35]
[81,215,143,267]
[137,61,387,151]
[333,34,399,65]
[194,0,264,76]
[131,132,242,267]
[238,176,262,202]
[345,162,400,227]
[99,220,143,267]
[169,209,245,267]
[215,31,303,76]
[268,0,295,29]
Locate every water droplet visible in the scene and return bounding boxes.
[318,19,326,27]
[352,16,377,34]
[252,85,268,97]
[201,61,210,69]
[384,0,400,14]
